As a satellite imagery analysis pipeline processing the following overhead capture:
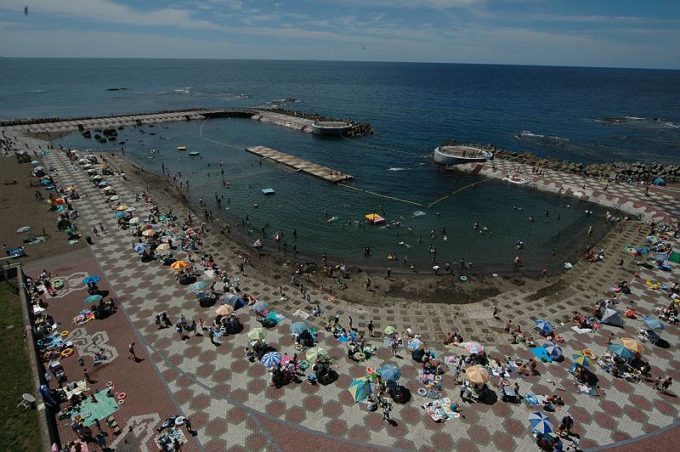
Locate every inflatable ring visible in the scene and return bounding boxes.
[435,375,443,381]
[106,381,114,388]
[53,279,65,290]
[117,399,125,405]
[60,330,70,338]
[299,360,309,370]
[295,344,303,351]
[61,348,74,358]
[582,349,596,359]
[460,275,468,282]
[417,388,428,397]
[366,367,375,375]
[116,392,127,400]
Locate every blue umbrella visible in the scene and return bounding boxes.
[133,243,147,254]
[98,181,108,187]
[528,412,553,434]
[609,343,635,360]
[82,275,101,284]
[225,293,246,309]
[252,301,269,314]
[85,294,103,304]
[114,211,126,219]
[290,322,309,334]
[642,316,664,331]
[261,351,282,368]
[190,281,209,294]
[534,319,554,335]
[544,343,562,360]
[347,378,373,403]
[407,338,424,351]
[378,364,401,382]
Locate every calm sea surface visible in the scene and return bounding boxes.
[3,58,679,271]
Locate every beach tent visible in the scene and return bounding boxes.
[653,177,666,186]
[601,308,623,327]
[364,213,385,224]
[642,316,664,331]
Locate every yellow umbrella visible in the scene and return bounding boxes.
[215,305,234,316]
[465,365,489,384]
[142,229,156,237]
[247,327,267,341]
[170,260,189,270]
[116,204,128,211]
[620,337,644,354]
[305,347,327,363]
[156,243,170,252]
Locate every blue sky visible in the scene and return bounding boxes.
[1,0,679,68]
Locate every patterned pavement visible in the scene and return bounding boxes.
[36,147,679,451]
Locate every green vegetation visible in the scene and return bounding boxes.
[0,280,43,451]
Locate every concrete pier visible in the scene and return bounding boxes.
[250,111,315,133]
[245,146,352,183]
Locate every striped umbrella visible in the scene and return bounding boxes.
[609,343,634,360]
[571,353,592,368]
[170,260,189,270]
[620,337,644,354]
[528,412,553,434]
[534,319,555,334]
[347,378,372,403]
[261,351,282,368]
[544,343,562,360]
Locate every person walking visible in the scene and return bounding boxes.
[661,377,673,394]
[128,342,138,361]
[367,320,374,337]
[382,400,392,423]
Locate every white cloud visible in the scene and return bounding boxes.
[0,0,220,30]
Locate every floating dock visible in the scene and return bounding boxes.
[245,146,352,183]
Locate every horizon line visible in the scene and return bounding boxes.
[1,55,679,71]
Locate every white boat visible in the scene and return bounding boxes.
[503,174,529,185]
[177,146,187,151]
[433,145,493,166]
[188,151,200,157]
[310,120,352,136]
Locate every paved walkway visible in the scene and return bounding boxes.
[39,148,680,451]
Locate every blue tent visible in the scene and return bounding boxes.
[653,177,666,186]
[642,315,664,331]
[378,364,401,382]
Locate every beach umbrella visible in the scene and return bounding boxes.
[170,260,188,270]
[544,343,562,360]
[383,325,396,335]
[528,412,553,434]
[133,243,147,254]
[16,226,31,233]
[156,243,170,252]
[102,186,115,193]
[82,275,101,285]
[128,217,140,225]
[642,316,664,331]
[460,341,485,355]
[609,343,635,360]
[347,378,372,403]
[126,206,136,212]
[571,353,592,368]
[215,304,234,316]
[91,174,102,180]
[108,195,120,201]
[601,308,624,327]
[378,364,401,382]
[534,319,554,335]
[465,365,489,384]
[98,181,108,187]
[190,281,209,293]
[620,337,644,354]
[114,211,126,219]
[252,301,269,314]
[79,158,89,164]
[306,346,327,363]
[407,338,424,351]
[116,205,128,211]
[261,351,282,368]
[290,322,309,335]
[225,293,246,309]
[142,229,156,237]
[85,294,102,304]
[247,327,267,341]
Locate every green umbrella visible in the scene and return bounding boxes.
[85,294,102,304]
[384,325,396,335]
[247,328,267,341]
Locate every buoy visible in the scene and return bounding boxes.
[60,330,70,337]
[116,392,127,400]
[106,381,114,388]
[460,275,468,282]
[60,348,74,358]
[117,399,125,405]
[417,388,427,397]
[53,279,65,290]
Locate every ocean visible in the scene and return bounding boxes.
[3,58,679,270]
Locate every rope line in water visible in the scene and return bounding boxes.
[341,134,427,160]
[199,119,243,151]
[427,178,492,208]
[340,183,425,207]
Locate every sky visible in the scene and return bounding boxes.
[1,0,679,68]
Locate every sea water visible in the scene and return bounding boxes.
[4,58,678,270]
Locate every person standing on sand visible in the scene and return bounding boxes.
[368,320,374,337]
